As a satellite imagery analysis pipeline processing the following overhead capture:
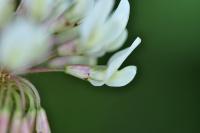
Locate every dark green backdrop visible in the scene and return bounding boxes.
[27,0,200,133]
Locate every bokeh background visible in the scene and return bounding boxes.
[27,0,200,133]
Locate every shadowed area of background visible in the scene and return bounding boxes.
[27,0,200,133]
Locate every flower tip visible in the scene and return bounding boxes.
[134,37,142,46]
[36,108,51,133]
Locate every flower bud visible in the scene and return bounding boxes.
[66,65,91,80]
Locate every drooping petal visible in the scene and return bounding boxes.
[36,108,51,133]
[106,37,141,79]
[20,118,30,133]
[10,111,22,133]
[0,18,51,72]
[23,109,36,132]
[106,66,137,87]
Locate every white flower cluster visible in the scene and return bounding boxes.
[0,0,141,132]
[0,0,141,87]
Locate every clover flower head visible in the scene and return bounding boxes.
[0,0,141,132]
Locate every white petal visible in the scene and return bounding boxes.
[87,29,128,56]
[83,0,130,56]
[80,0,114,44]
[0,18,51,72]
[51,0,72,19]
[101,0,130,48]
[65,0,95,23]
[106,37,141,79]
[107,29,128,52]
[88,66,107,86]
[23,0,54,21]
[88,79,105,87]
[106,66,137,87]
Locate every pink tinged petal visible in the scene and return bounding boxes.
[20,119,30,133]
[66,65,91,80]
[26,110,36,131]
[58,41,77,56]
[49,56,97,68]
[36,108,51,133]
[0,110,10,133]
[20,109,36,133]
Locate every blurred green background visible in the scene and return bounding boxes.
[27,0,200,133]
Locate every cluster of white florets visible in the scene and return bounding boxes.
[0,0,141,132]
[0,0,141,87]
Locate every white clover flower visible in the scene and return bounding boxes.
[0,0,141,132]
[78,0,130,57]
[66,37,141,87]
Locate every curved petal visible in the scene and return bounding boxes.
[101,0,130,48]
[106,37,141,79]
[65,0,95,23]
[84,0,130,56]
[106,66,137,87]
[88,79,105,87]
[80,0,114,44]
[106,29,128,52]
